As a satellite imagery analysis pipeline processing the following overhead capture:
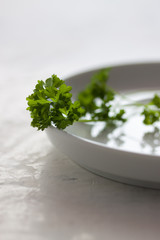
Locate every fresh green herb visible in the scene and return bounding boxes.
[26,75,84,130]
[26,68,160,131]
[77,68,126,124]
[142,94,160,125]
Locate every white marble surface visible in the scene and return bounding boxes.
[1,0,160,239]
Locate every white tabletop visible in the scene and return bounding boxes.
[1,1,160,239]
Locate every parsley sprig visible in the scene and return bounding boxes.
[77,68,126,124]
[26,68,160,130]
[26,75,84,130]
[142,94,160,125]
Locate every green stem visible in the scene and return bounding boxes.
[123,102,144,107]
[78,119,101,123]
[109,87,152,107]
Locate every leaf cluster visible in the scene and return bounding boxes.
[142,94,160,125]
[77,68,126,124]
[26,75,84,130]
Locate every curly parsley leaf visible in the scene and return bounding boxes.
[77,68,126,124]
[26,74,84,130]
[142,94,160,125]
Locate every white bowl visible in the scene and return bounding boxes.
[46,62,160,189]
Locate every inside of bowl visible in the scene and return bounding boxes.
[65,63,160,156]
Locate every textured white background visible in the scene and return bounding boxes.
[1,0,160,239]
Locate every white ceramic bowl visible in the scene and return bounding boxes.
[46,62,160,189]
